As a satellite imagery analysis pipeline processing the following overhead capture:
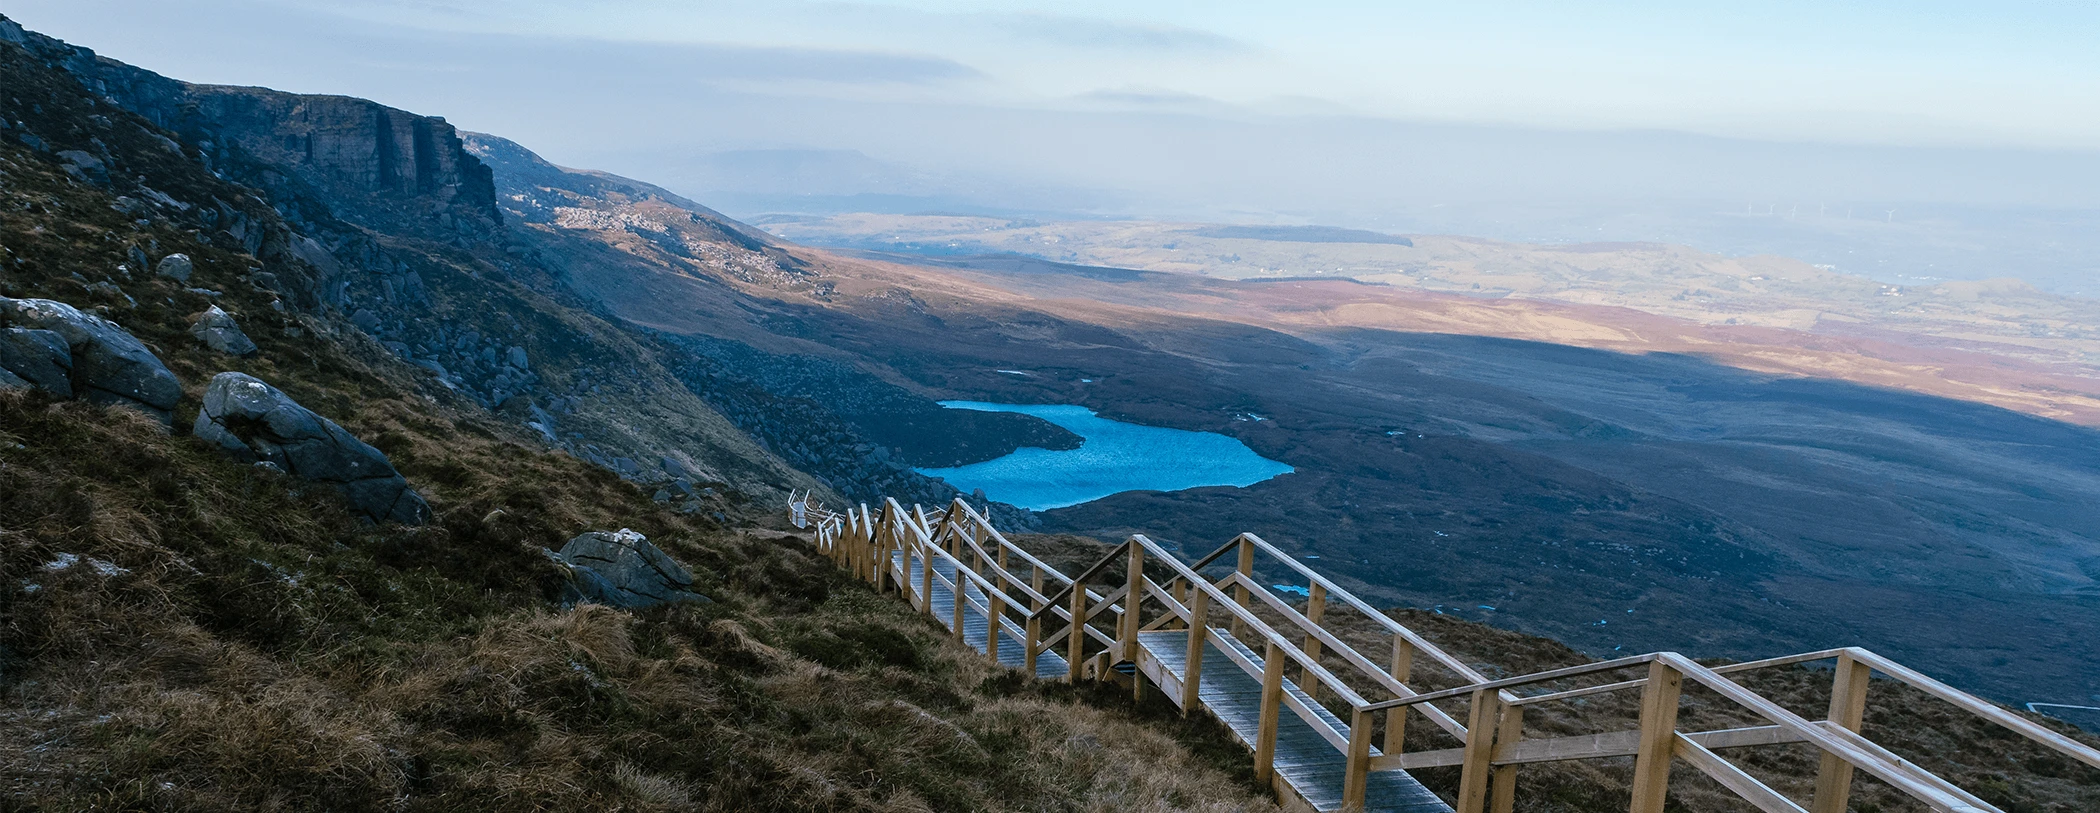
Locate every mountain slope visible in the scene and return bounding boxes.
[0,16,1287,812]
[468,163,2100,703]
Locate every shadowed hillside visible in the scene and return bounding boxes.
[0,17,1281,811]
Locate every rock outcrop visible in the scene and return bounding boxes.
[0,297,180,424]
[193,372,430,525]
[1,17,500,243]
[155,253,193,283]
[0,327,72,396]
[548,529,709,609]
[189,306,258,356]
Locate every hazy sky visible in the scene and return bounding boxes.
[9,0,2098,288]
[15,0,2099,148]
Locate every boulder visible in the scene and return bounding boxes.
[0,327,72,397]
[189,306,258,356]
[193,372,429,524]
[56,150,106,184]
[550,528,709,609]
[155,253,193,283]
[0,297,180,425]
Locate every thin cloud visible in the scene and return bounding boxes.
[1075,87,1227,110]
[412,32,986,89]
[994,13,1252,54]
[634,41,983,86]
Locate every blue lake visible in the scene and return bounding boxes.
[914,402,1294,511]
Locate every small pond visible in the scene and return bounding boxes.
[913,402,1294,511]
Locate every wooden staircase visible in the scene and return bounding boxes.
[788,493,2100,813]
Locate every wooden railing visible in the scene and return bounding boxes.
[795,495,2100,813]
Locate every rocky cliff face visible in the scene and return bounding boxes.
[0,13,830,504]
[0,12,1056,517]
[0,15,498,243]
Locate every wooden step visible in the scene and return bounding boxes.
[1137,629,1452,813]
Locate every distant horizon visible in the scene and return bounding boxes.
[10,1,2097,292]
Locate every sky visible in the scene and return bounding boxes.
[16,0,2095,148]
[8,1,2099,287]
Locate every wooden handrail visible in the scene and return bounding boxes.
[1844,648,2100,772]
[795,497,2084,813]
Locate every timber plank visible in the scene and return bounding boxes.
[1140,630,1451,812]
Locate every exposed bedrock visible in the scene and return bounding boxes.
[193,372,430,525]
[548,529,710,609]
[0,297,180,425]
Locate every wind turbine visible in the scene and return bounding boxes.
[1884,209,1896,222]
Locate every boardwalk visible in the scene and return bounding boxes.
[897,549,1069,680]
[1138,631,1449,813]
[790,492,2100,813]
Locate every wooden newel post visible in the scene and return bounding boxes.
[1343,707,1375,810]
[1812,651,1871,813]
[1387,638,1416,756]
[1303,581,1328,700]
[1490,703,1525,813]
[1024,614,1041,674]
[920,531,936,617]
[1456,688,1503,813]
[1629,659,1684,813]
[1067,580,1088,684]
[1122,543,1144,663]
[1183,589,1211,715]
[1124,543,1148,700]
[985,586,1004,663]
[1256,640,1287,787]
[950,566,967,641]
[1232,537,1255,638]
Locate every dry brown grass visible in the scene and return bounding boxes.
[0,388,1279,811]
[1005,532,2100,813]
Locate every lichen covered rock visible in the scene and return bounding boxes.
[189,305,258,356]
[193,371,429,524]
[155,252,193,282]
[550,528,709,609]
[0,327,71,396]
[0,297,179,424]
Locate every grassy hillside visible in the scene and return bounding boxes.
[1016,534,2100,813]
[0,21,1275,812]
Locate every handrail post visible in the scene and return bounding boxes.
[1232,536,1254,639]
[1124,543,1146,700]
[920,530,936,617]
[986,583,1005,664]
[1386,637,1416,756]
[1490,703,1525,813]
[861,503,874,585]
[1067,578,1088,684]
[1456,688,1502,813]
[1183,589,1211,715]
[1303,582,1328,701]
[1024,614,1041,674]
[1171,577,1188,630]
[1122,543,1144,663]
[1811,650,1871,813]
[1256,640,1287,788]
[1343,707,1374,810]
[950,563,966,640]
[1629,659,1684,813]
